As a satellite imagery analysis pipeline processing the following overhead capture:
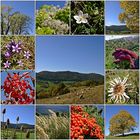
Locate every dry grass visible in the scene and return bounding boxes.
[37,85,104,104]
[36,110,69,139]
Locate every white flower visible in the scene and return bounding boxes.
[74,10,88,24]
[108,75,131,103]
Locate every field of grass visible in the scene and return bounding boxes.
[1,129,34,139]
[106,133,139,139]
[36,110,69,139]
[37,85,104,104]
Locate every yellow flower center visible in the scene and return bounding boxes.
[114,84,125,95]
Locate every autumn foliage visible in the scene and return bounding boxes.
[1,71,35,104]
[109,110,137,136]
[119,1,139,32]
[71,106,104,139]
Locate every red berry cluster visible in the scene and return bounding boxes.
[71,106,104,140]
[1,72,35,104]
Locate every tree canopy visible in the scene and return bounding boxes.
[109,110,137,136]
[119,1,139,32]
[1,5,32,35]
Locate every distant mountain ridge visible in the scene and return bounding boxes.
[106,25,130,32]
[37,71,104,82]
[1,122,34,129]
[107,36,139,42]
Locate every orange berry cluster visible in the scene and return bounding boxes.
[71,106,104,140]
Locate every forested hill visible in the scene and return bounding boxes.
[37,71,104,83]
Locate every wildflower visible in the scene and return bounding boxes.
[113,48,138,69]
[5,51,11,58]
[24,51,31,59]
[74,10,88,24]
[3,61,11,68]
[12,43,21,53]
[108,75,130,103]
[17,60,23,67]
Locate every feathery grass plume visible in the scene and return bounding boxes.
[36,110,69,139]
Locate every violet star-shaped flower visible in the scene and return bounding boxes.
[3,61,11,68]
[24,51,31,59]
[17,60,23,67]
[12,44,21,53]
[5,51,11,58]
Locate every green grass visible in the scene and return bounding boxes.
[1,129,35,139]
[106,133,139,139]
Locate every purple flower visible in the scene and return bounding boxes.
[24,51,31,59]
[4,51,11,58]
[3,61,11,68]
[17,60,23,67]
[6,44,11,50]
[12,44,21,53]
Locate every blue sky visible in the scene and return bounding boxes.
[2,1,35,34]
[1,71,35,101]
[105,1,125,26]
[36,1,67,9]
[36,36,104,75]
[1,105,35,125]
[105,106,139,136]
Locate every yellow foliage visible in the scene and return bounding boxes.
[119,1,139,32]
[109,110,137,136]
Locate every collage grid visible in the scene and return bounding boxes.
[0,0,139,140]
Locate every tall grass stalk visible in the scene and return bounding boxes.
[36,110,69,139]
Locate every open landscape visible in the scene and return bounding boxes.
[106,25,131,35]
[106,133,139,139]
[36,36,104,104]
[1,106,35,139]
[36,71,104,104]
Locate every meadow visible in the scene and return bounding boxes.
[106,133,139,139]
[36,71,104,104]
[1,129,34,139]
[1,107,35,139]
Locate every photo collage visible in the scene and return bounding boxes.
[0,0,139,139]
